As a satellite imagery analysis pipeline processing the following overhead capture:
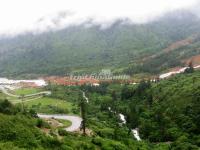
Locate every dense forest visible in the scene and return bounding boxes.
[0,70,199,149]
[80,70,200,149]
[0,10,200,76]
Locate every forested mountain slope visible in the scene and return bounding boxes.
[0,10,200,76]
[114,70,200,149]
[0,69,199,149]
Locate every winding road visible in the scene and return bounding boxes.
[1,86,83,132]
[2,86,141,136]
[0,83,83,132]
[12,96,43,104]
[37,114,82,132]
[37,91,87,132]
[0,86,51,98]
[0,87,20,97]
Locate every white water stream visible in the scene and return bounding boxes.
[118,113,141,141]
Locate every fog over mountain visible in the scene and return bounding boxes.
[0,8,199,76]
[0,1,199,77]
[190,1,200,16]
[0,0,199,36]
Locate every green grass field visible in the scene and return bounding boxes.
[25,97,76,114]
[0,87,79,115]
[14,88,42,95]
[0,87,44,102]
[0,92,15,101]
[56,119,72,128]
[0,92,8,99]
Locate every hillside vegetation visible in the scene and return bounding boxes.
[0,11,200,76]
[120,71,200,149]
[79,70,200,149]
[0,70,199,149]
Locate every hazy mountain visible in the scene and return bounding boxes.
[0,10,200,77]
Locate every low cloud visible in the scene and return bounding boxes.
[0,0,198,36]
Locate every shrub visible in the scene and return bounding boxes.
[58,129,69,136]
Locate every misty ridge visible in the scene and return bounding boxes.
[34,9,200,33]
[0,2,200,37]
[0,7,200,77]
[0,1,199,77]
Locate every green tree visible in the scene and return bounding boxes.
[20,94,25,113]
[80,92,87,135]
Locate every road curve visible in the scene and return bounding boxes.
[25,91,51,97]
[37,114,82,132]
[0,86,51,98]
[12,96,43,104]
[0,87,20,97]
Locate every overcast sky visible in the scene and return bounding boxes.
[0,0,198,35]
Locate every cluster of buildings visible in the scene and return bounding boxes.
[44,76,100,86]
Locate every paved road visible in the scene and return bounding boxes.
[159,65,200,79]
[0,86,51,98]
[38,91,85,132]
[12,96,43,104]
[25,91,51,97]
[0,86,20,97]
[37,114,82,132]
